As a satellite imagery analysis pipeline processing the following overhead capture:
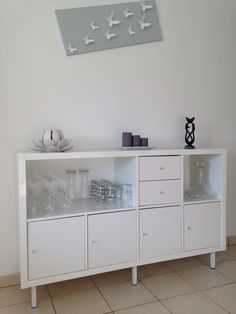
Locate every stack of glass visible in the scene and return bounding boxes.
[90,180,133,205]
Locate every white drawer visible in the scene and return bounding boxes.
[139,156,181,181]
[139,180,181,206]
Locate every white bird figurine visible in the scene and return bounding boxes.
[90,20,99,31]
[106,11,120,27]
[83,32,95,46]
[123,6,134,18]
[67,43,77,54]
[128,25,136,35]
[138,13,152,30]
[140,0,153,12]
[105,27,116,40]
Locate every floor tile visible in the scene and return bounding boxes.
[228,245,236,258]
[141,272,196,300]
[0,273,20,288]
[99,281,156,311]
[137,262,171,278]
[163,292,228,314]
[0,285,49,307]
[114,301,170,314]
[216,259,236,281]
[92,269,131,287]
[164,257,204,271]
[52,287,110,314]
[0,298,54,314]
[203,282,236,314]
[196,249,235,265]
[177,266,232,290]
[48,276,95,296]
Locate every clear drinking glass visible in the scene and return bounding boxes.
[65,170,78,200]
[78,169,89,199]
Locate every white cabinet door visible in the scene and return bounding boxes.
[88,211,137,268]
[139,180,181,206]
[28,216,85,280]
[140,206,182,260]
[184,202,221,251]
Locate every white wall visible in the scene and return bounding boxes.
[0,0,236,275]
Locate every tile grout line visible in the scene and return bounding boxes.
[199,290,232,314]
[89,276,113,313]
[46,285,57,314]
[138,279,173,314]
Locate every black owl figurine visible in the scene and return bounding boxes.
[185,117,195,149]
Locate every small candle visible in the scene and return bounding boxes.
[141,138,149,147]
[122,132,132,147]
[132,135,141,147]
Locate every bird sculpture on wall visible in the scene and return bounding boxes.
[128,25,136,35]
[90,20,99,31]
[105,27,117,40]
[140,0,153,12]
[106,11,121,27]
[67,43,78,54]
[83,32,95,45]
[138,14,152,30]
[123,6,134,18]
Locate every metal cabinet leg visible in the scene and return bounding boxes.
[31,286,37,308]
[210,252,216,269]
[132,266,137,285]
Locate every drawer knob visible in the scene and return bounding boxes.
[32,249,38,254]
[142,232,148,237]
[160,191,166,195]
[187,226,192,230]
[92,240,98,244]
[160,167,165,171]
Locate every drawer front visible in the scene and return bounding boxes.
[139,156,181,181]
[139,180,181,206]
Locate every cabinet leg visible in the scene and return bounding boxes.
[31,286,37,308]
[210,252,216,269]
[132,266,137,285]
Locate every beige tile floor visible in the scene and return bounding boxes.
[1,246,236,314]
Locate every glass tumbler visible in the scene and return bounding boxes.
[65,170,78,200]
[78,169,89,199]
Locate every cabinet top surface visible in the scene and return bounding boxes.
[18,148,226,161]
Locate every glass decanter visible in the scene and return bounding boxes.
[187,161,216,200]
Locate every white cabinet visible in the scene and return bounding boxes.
[140,206,182,259]
[184,202,221,251]
[88,211,137,268]
[17,149,226,308]
[28,216,86,280]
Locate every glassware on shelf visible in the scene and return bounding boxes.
[186,161,216,200]
[78,169,89,199]
[65,170,79,200]
[121,184,133,206]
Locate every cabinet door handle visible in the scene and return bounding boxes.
[91,240,98,244]
[142,232,148,237]
[160,191,166,195]
[187,226,192,230]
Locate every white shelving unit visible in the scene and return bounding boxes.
[17,148,226,308]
